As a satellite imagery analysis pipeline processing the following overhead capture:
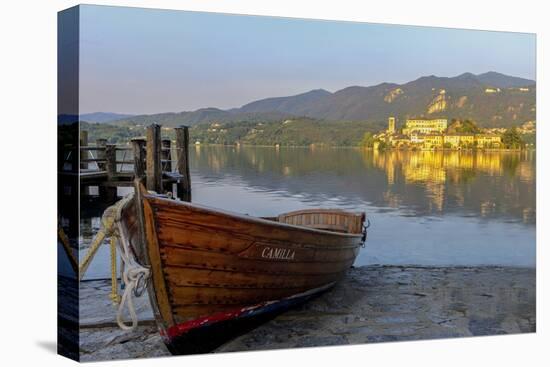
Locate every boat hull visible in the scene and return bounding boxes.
[163,282,335,355]
[125,184,365,354]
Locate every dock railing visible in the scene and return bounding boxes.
[61,124,192,202]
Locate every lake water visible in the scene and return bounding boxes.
[72,146,536,280]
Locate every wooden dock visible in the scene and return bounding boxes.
[62,124,192,203]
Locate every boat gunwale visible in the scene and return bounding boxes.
[144,194,365,240]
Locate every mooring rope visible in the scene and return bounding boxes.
[77,193,151,331]
[109,236,120,304]
[114,209,150,331]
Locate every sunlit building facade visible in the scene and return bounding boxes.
[475,134,502,148]
[422,134,444,149]
[403,118,448,135]
[444,134,475,148]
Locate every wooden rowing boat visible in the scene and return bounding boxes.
[122,182,367,354]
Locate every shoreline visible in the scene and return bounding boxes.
[73,264,535,361]
[190,143,535,151]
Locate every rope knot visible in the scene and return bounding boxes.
[101,206,118,236]
[125,266,151,297]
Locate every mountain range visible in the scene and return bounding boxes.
[88,72,535,128]
[80,112,134,123]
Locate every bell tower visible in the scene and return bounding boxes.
[388,117,396,134]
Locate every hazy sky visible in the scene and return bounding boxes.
[79,5,536,115]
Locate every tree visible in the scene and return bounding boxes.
[502,127,525,149]
[457,119,481,134]
[361,132,375,148]
[375,139,388,151]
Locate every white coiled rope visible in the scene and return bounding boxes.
[78,193,151,331]
[109,194,151,331]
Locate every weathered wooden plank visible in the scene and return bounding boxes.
[79,146,104,151]
[162,172,184,183]
[164,266,340,289]
[174,126,191,201]
[79,171,108,178]
[105,144,117,180]
[80,158,107,163]
[157,221,254,253]
[131,138,146,180]
[80,130,88,170]
[168,285,312,306]
[146,124,162,192]
[95,138,107,170]
[160,246,355,275]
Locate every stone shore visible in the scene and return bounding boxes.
[78,265,535,361]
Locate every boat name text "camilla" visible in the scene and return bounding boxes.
[261,246,296,260]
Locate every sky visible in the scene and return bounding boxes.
[78,5,536,115]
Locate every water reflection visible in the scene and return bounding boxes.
[191,146,535,225]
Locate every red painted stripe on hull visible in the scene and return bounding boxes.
[164,282,336,341]
[166,303,269,339]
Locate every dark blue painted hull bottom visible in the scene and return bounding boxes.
[164,283,335,355]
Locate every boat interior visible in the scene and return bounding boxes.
[263,209,365,234]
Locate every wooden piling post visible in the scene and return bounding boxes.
[102,144,118,201]
[96,138,107,170]
[175,126,191,202]
[146,124,162,193]
[105,144,117,180]
[80,130,88,170]
[79,130,88,145]
[131,138,146,180]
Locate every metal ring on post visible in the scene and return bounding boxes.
[133,271,150,297]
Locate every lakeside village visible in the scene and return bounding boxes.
[367,117,535,151]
